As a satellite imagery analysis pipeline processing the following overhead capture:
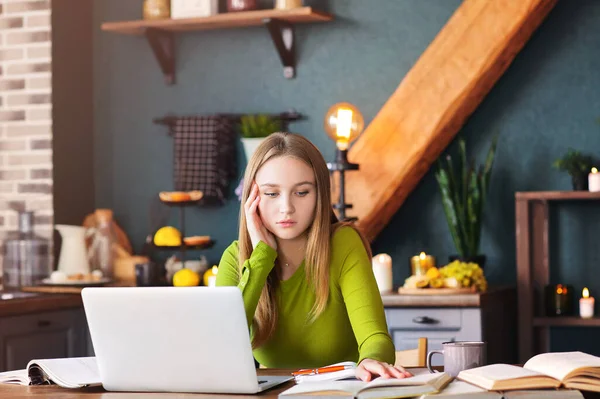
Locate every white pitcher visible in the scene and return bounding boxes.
[55,224,90,276]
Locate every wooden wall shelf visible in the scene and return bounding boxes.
[533,317,600,327]
[515,191,600,201]
[101,7,333,83]
[516,190,600,363]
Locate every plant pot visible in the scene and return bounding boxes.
[571,174,589,191]
[241,137,265,162]
[448,254,487,269]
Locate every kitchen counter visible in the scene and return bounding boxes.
[0,291,82,317]
[381,286,515,307]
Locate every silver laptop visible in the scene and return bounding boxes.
[81,286,292,393]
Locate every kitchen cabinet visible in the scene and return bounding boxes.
[383,286,517,367]
[0,308,89,372]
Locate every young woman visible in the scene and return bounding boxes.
[216,132,411,381]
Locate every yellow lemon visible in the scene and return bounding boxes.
[173,269,200,287]
[426,267,440,280]
[415,278,429,288]
[154,226,181,246]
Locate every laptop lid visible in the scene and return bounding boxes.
[81,286,263,393]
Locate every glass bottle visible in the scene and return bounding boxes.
[88,209,118,279]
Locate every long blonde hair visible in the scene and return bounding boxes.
[239,132,370,349]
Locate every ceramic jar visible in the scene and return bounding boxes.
[227,0,258,12]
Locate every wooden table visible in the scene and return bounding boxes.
[2,368,600,398]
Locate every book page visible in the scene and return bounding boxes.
[524,352,600,382]
[504,389,584,399]
[457,364,560,391]
[28,357,100,388]
[0,369,29,386]
[420,380,502,398]
[362,368,447,389]
[279,380,366,396]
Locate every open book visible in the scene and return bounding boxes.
[457,351,600,392]
[0,357,100,388]
[279,368,452,399]
[419,380,583,399]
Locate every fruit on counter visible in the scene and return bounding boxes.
[159,191,203,203]
[439,260,487,292]
[172,268,200,287]
[183,235,211,246]
[153,226,182,246]
[426,267,440,280]
[402,260,487,291]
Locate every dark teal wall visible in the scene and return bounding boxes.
[94,1,600,352]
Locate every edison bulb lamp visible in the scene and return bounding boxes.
[324,102,364,150]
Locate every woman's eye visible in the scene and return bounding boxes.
[264,192,278,198]
[296,191,309,197]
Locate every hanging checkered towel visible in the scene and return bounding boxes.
[169,116,236,205]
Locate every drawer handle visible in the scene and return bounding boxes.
[412,316,439,324]
[37,320,51,328]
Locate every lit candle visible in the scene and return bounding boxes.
[589,167,600,192]
[372,254,393,294]
[203,265,218,287]
[580,287,595,319]
[410,252,436,276]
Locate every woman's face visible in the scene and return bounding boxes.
[254,156,318,241]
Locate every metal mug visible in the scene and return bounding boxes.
[426,341,487,377]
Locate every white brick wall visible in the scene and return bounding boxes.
[0,0,53,273]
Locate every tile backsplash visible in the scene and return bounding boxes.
[0,0,53,275]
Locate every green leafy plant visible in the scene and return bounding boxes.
[435,136,498,258]
[238,114,282,138]
[552,149,597,177]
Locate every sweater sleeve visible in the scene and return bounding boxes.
[216,240,278,327]
[335,227,395,365]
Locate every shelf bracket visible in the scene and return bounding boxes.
[145,28,176,85]
[263,18,296,79]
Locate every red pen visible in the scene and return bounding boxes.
[292,365,354,376]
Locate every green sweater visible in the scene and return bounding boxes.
[216,226,395,368]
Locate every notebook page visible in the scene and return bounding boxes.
[524,352,600,382]
[28,357,100,388]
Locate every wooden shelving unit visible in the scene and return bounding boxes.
[101,7,333,83]
[516,190,600,363]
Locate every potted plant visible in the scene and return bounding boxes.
[435,136,498,269]
[552,149,598,191]
[238,114,282,161]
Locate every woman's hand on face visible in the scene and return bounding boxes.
[355,359,413,382]
[245,183,277,251]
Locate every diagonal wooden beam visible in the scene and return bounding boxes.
[343,0,557,241]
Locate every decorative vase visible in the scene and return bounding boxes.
[448,254,487,269]
[571,173,588,191]
[143,0,171,20]
[241,137,265,162]
[227,0,258,12]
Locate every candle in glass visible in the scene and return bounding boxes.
[545,284,573,316]
[410,252,435,276]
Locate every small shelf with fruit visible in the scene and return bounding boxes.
[398,260,488,295]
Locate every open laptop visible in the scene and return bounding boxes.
[81,286,292,393]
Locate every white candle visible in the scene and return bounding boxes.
[589,168,600,192]
[372,253,393,294]
[580,287,595,319]
[207,275,217,287]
